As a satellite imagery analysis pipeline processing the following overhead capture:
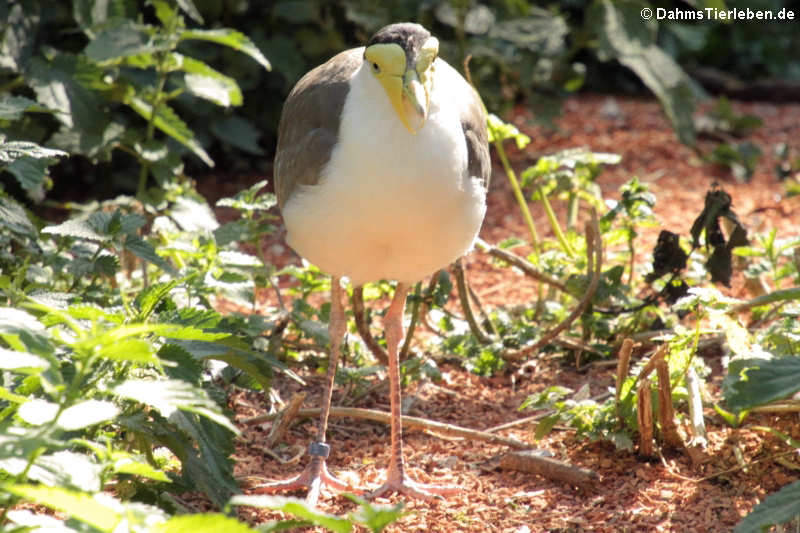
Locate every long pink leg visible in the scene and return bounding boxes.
[367,282,460,500]
[253,277,361,504]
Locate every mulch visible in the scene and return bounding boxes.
[214,93,800,532]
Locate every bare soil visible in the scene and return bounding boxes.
[210,93,800,532]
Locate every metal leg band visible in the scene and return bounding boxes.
[308,441,331,458]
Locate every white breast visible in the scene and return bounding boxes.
[282,59,486,286]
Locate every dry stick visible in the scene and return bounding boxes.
[655,359,683,450]
[696,450,798,483]
[352,286,389,366]
[265,392,306,448]
[557,337,606,359]
[615,338,634,426]
[453,258,491,344]
[417,274,444,337]
[468,280,499,337]
[499,451,599,489]
[637,379,655,458]
[685,366,707,446]
[475,238,568,293]
[750,401,800,413]
[634,344,668,387]
[502,209,603,362]
[243,406,533,450]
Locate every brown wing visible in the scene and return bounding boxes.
[459,82,490,189]
[274,48,363,210]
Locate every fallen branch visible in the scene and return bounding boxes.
[265,392,306,448]
[243,406,533,450]
[475,238,568,293]
[352,287,389,365]
[453,258,492,344]
[499,450,599,489]
[750,401,800,414]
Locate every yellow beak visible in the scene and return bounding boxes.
[384,69,429,134]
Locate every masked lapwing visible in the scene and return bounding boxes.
[257,22,489,502]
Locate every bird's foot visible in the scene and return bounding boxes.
[367,470,459,501]
[251,443,362,505]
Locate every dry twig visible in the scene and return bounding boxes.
[265,392,306,448]
[244,406,533,450]
[499,450,599,489]
[656,359,684,450]
[352,286,389,365]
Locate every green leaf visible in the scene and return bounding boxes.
[84,20,161,62]
[124,234,178,274]
[0,347,50,371]
[0,139,67,165]
[176,54,243,107]
[72,0,138,28]
[214,220,249,246]
[346,495,405,533]
[153,514,257,533]
[734,480,800,533]
[725,357,800,413]
[74,332,158,365]
[159,343,204,384]
[487,113,531,148]
[0,307,51,355]
[160,326,231,343]
[116,411,237,508]
[0,195,37,239]
[589,0,700,145]
[10,451,103,492]
[216,180,275,211]
[169,195,220,231]
[113,378,239,435]
[43,217,109,241]
[111,454,171,482]
[0,95,52,120]
[3,484,121,532]
[4,508,76,530]
[175,0,204,23]
[58,400,119,430]
[125,96,214,167]
[135,280,179,321]
[170,339,281,390]
[210,116,265,155]
[26,55,109,153]
[179,28,271,71]
[17,399,60,426]
[229,495,352,533]
[534,414,560,440]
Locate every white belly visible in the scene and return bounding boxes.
[282,62,486,286]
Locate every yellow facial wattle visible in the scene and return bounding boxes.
[365,37,439,134]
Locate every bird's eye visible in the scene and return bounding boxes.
[371,62,380,74]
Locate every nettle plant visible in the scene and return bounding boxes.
[0,127,404,533]
[482,117,799,531]
[1,0,270,201]
[0,2,404,531]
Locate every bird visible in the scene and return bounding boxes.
[256,22,489,503]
